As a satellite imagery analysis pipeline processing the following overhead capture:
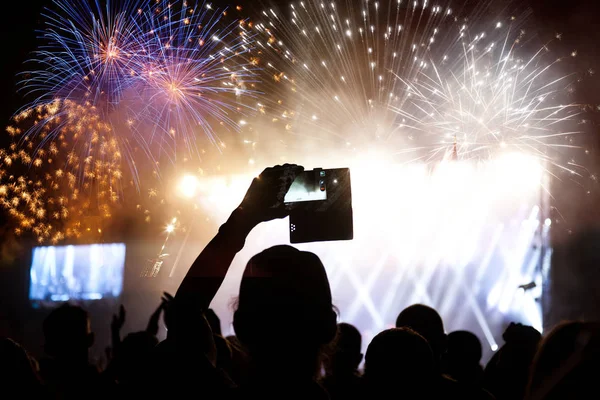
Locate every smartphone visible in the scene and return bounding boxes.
[284,168,353,243]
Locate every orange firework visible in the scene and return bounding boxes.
[0,100,123,244]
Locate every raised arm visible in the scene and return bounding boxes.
[175,164,303,311]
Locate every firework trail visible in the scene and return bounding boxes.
[248,0,585,170]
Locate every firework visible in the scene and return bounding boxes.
[247,1,585,171]
[20,0,257,163]
[0,100,122,244]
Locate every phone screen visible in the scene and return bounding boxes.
[287,168,353,244]
[284,170,327,203]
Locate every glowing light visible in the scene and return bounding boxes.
[251,1,584,176]
[178,174,199,199]
[190,154,547,361]
[20,0,256,166]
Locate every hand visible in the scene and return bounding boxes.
[111,304,126,352]
[111,304,126,333]
[160,292,175,331]
[237,164,304,224]
[146,292,174,336]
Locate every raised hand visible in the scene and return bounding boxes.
[146,292,174,335]
[110,304,126,353]
[237,164,304,224]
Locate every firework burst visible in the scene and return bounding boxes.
[0,100,123,243]
[247,0,586,171]
[20,0,257,166]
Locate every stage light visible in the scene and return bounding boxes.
[189,154,547,362]
[178,175,199,199]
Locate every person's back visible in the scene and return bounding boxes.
[108,331,158,396]
[320,323,363,400]
[39,304,103,400]
[396,304,494,400]
[363,328,436,399]
[484,323,541,400]
[0,338,44,397]
[145,301,235,399]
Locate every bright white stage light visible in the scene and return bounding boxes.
[189,154,547,362]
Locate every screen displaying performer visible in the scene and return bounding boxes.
[29,243,126,303]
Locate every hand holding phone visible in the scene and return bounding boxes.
[238,164,304,224]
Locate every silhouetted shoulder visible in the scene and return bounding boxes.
[229,381,330,400]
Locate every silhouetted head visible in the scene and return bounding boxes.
[364,328,435,396]
[443,330,483,384]
[325,323,363,375]
[43,304,93,363]
[114,331,159,383]
[526,321,600,400]
[396,304,446,362]
[205,309,222,336]
[233,245,337,377]
[447,330,482,365]
[0,338,41,391]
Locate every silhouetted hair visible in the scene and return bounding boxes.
[335,323,361,354]
[233,245,337,376]
[396,304,445,359]
[447,330,482,365]
[205,309,222,336]
[324,323,363,375]
[364,328,435,395]
[234,245,336,346]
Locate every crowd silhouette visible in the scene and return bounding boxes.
[1,165,599,399]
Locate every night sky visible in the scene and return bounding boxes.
[1,0,599,121]
[0,0,599,227]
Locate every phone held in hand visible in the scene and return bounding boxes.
[284,168,353,243]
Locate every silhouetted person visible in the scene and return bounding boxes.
[526,321,600,400]
[443,330,484,386]
[321,323,363,400]
[174,164,337,399]
[0,338,44,397]
[396,304,494,399]
[39,304,103,399]
[146,293,233,398]
[108,331,158,397]
[363,328,436,399]
[231,245,337,398]
[484,323,541,400]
